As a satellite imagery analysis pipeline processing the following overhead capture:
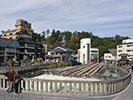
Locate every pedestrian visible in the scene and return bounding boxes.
[14,71,21,94]
[7,69,15,93]
[128,63,131,70]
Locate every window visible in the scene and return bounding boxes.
[4,34,6,36]
[9,37,12,39]
[118,50,122,52]
[10,33,12,35]
[20,49,25,52]
[91,51,98,53]
[127,45,133,47]
[83,46,85,48]
[127,50,133,52]
[20,44,25,46]
[83,54,85,64]
[118,46,122,48]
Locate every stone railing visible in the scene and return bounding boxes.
[0,63,49,74]
[0,70,131,96]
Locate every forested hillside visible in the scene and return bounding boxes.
[32,29,130,57]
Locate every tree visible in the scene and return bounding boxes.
[67,35,79,50]
[97,46,107,57]
[32,32,41,42]
[42,31,46,39]
[46,29,50,38]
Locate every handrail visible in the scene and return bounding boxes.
[0,67,131,96]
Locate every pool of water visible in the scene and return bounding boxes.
[33,74,100,81]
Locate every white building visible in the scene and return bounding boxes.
[78,38,99,64]
[104,53,115,63]
[79,38,91,64]
[104,49,117,64]
[90,48,99,63]
[117,39,133,61]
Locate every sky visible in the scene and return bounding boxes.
[0,0,133,38]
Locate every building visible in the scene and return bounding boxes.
[78,38,91,64]
[104,49,117,64]
[117,39,133,61]
[78,38,99,64]
[1,19,42,62]
[104,53,115,63]
[90,48,99,63]
[0,38,19,65]
[1,19,33,39]
[41,42,53,61]
[46,46,74,62]
[16,30,42,61]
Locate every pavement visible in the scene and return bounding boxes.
[0,74,132,100]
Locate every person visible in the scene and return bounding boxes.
[14,71,21,94]
[128,64,131,70]
[7,69,15,93]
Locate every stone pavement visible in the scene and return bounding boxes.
[0,89,115,100]
[112,74,133,100]
[0,85,132,100]
[113,84,133,100]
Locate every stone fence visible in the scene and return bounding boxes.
[0,63,49,74]
[0,70,131,96]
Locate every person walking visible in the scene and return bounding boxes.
[7,69,15,93]
[14,71,21,94]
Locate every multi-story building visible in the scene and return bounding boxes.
[0,38,19,65]
[117,39,133,61]
[78,38,99,64]
[1,19,42,62]
[1,19,33,39]
[79,38,91,64]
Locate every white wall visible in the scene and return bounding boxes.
[117,39,133,60]
[122,39,133,44]
[79,38,91,64]
[104,53,115,61]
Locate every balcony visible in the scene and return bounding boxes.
[19,46,35,49]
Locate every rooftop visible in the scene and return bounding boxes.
[108,49,117,56]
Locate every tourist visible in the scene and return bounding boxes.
[7,69,15,93]
[14,71,21,94]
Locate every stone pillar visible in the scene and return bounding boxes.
[83,83,86,94]
[54,82,57,93]
[112,83,114,94]
[108,83,111,94]
[100,83,103,95]
[45,81,48,93]
[74,82,77,94]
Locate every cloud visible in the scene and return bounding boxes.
[0,0,133,38]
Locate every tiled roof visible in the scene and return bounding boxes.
[17,37,41,45]
[108,49,117,56]
[16,30,30,35]
[54,46,74,52]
